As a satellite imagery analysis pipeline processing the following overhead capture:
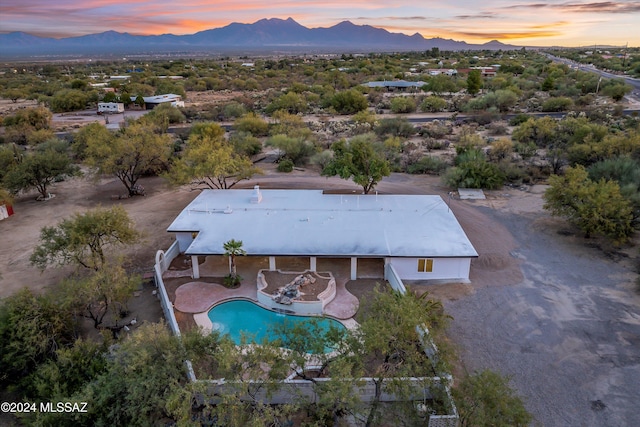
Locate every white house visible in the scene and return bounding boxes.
[167,188,477,283]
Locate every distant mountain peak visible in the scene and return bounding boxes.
[0,18,522,58]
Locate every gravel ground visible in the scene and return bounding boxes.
[444,207,640,427]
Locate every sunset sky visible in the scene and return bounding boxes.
[1,0,639,47]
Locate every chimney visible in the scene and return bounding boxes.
[251,185,262,204]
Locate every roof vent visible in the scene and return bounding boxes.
[251,185,262,204]
[224,205,233,214]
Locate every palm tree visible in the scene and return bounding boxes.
[223,239,246,278]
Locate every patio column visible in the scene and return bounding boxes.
[191,255,200,279]
[269,256,276,271]
[350,257,357,280]
[310,256,317,272]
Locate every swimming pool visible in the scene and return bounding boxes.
[207,300,346,352]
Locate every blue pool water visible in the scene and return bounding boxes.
[207,300,346,352]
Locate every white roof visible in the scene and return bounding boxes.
[167,189,478,258]
[143,94,182,103]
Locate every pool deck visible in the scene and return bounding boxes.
[168,255,363,331]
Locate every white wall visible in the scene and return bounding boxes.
[175,232,195,253]
[389,257,471,282]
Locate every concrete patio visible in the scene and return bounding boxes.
[166,255,376,322]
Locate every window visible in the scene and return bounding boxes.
[417,258,433,273]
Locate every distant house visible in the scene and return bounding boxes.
[167,188,478,283]
[458,67,497,78]
[425,69,458,76]
[362,80,427,91]
[142,94,185,110]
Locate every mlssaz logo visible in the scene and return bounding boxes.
[40,402,89,413]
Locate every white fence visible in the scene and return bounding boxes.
[384,262,407,293]
[153,242,196,382]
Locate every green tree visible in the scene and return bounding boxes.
[427,74,458,95]
[50,89,89,112]
[30,205,142,271]
[169,123,259,190]
[60,264,140,330]
[3,149,79,199]
[322,135,390,194]
[454,370,533,427]
[588,157,640,224]
[0,144,22,181]
[0,288,75,389]
[2,88,26,103]
[102,91,118,103]
[85,122,172,196]
[72,122,112,160]
[356,288,449,426]
[25,339,107,402]
[467,70,482,95]
[543,165,634,242]
[67,323,187,427]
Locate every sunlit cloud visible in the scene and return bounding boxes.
[503,1,640,14]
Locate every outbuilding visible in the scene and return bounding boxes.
[167,188,477,283]
[142,94,185,109]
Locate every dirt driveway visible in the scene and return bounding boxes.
[443,202,640,427]
[1,165,639,427]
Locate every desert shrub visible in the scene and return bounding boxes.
[445,149,505,189]
[234,112,269,136]
[375,117,415,138]
[26,129,56,146]
[488,138,514,161]
[310,150,334,170]
[541,97,573,112]
[418,122,451,139]
[265,91,308,114]
[455,131,485,155]
[229,131,262,156]
[497,161,527,184]
[514,141,537,162]
[487,122,509,135]
[277,159,294,172]
[420,96,447,112]
[469,109,499,125]
[222,102,247,119]
[266,134,316,166]
[328,89,368,114]
[509,114,531,126]
[407,156,448,175]
[389,96,417,114]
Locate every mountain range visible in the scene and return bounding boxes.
[0,18,521,58]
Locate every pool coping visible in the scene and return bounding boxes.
[193,298,359,336]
